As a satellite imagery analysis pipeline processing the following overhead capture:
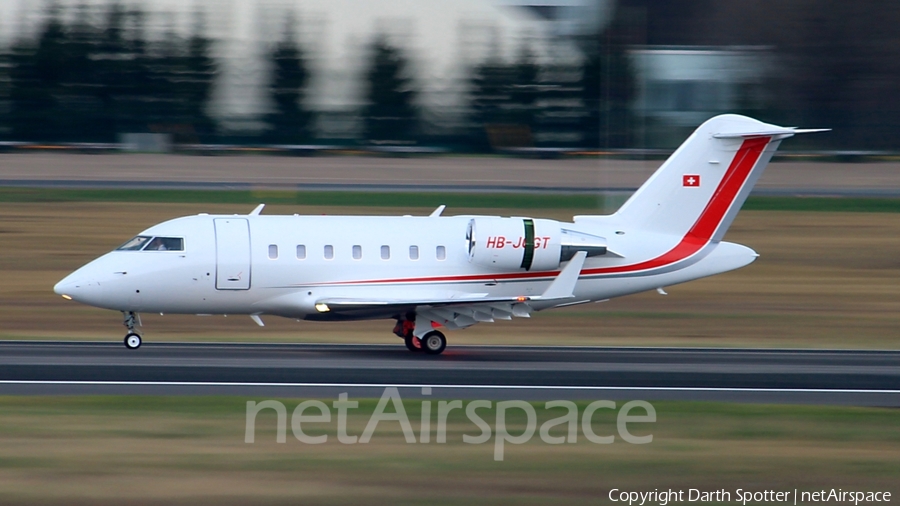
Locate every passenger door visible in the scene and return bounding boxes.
[214,218,251,290]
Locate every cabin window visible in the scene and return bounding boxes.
[352,245,362,260]
[117,236,151,251]
[436,245,446,260]
[381,245,390,260]
[324,245,334,259]
[409,245,419,260]
[142,237,184,251]
[268,245,278,259]
[296,245,306,260]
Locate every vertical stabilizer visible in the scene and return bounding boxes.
[613,115,800,242]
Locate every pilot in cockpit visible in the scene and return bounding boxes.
[145,238,168,251]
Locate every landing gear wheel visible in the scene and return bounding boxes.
[122,312,142,349]
[124,333,142,350]
[421,331,447,355]
[404,334,422,352]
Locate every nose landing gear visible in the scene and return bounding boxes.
[125,333,142,349]
[122,311,142,349]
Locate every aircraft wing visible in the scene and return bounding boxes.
[314,295,536,326]
[312,252,588,331]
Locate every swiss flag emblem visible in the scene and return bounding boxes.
[683,175,700,187]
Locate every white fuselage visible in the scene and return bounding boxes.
[53,212,757,320]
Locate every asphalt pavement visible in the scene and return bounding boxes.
[1,341,897,405]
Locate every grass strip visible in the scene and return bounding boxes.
[0,187,602,209]
[741,196,900,213]
[0,395,896,505]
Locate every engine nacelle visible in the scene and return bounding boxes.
[467,217,562,271]
[467,218,609,272]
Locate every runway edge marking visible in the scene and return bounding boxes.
[1,380,898,394]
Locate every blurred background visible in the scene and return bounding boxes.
[1,5,898,503]
[1,0,898,153]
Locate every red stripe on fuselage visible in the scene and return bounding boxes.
[578,135,770,276]
[315,137,771,287]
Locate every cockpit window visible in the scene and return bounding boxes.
[117,236,151,251]
[116,236,183,251]
[143,237,184,251]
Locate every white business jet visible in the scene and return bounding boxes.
[54,115,825,354]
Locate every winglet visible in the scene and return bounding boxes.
[250,204,265,216]
[429,205,446,217]
[537,251,587,300]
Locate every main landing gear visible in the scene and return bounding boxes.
[404,330,446,355]
[404,334,422,352]
[122,311,142,350]
[420,330,447,355]
[393,313,447,355]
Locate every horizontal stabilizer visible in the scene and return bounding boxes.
[713,128,830,139]
[535,251,586,300]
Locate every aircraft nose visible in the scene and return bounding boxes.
[53,256,126,308]
[54,273,84,298]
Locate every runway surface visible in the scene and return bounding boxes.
[1,342,898,405]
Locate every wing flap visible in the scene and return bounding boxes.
[316,294,533,313]
[312,294,538,327]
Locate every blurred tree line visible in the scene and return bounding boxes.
[466,28,634,151]
[0,2,636,150]
[264,15,311,144]
[1,3,216,143]
[263,16,636,150]
[2,1,893,150]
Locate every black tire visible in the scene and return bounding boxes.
[421,331,446,355]
[404,334,422,352]
[124,333,142,350]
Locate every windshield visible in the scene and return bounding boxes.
[144,237,183,251]
[117,236,151,251]
[116,236,184,251]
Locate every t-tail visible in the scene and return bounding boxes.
[613,114,827,242]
